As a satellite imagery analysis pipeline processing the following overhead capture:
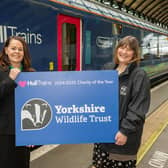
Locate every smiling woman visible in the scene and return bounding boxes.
[114,36,140,74]
[90,36,151,168]
[5,39,24,69]
[0,36,35,168]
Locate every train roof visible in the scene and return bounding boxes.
[47,0,168,36]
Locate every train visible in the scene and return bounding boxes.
[0,0,168,79]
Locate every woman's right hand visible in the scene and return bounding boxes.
[9,68,21,80]
[115,131,127,146]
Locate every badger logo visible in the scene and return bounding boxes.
[21,98,52,130]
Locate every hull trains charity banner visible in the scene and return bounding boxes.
[15,70,119,146]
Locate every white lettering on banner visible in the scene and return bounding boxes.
[148,151,168,168]
[27,80,52,86]
[54,104,112,124]
[89,115,112,122]
[18,79,114,87]
[55,115,111,124]
[0,25,42,44]
[55,104,105,114]
[55,115,88,123]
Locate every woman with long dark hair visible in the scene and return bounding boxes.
[0,36,34,168]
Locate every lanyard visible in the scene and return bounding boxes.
[9,64,23,71]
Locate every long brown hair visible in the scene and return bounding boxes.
[113,36,140,65]
[0,36,33,71]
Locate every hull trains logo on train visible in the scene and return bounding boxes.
[21,98,52,130]
[0,25,42,44]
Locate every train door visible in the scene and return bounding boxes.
[57,14,81,71]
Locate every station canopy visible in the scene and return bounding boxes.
[94,0,168,29]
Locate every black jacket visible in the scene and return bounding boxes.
[0,66,17,135]
[101,62,151,155]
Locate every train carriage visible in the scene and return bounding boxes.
[0,0,168,79]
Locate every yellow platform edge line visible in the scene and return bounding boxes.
[136,119,168,165]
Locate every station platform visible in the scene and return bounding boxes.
[137,100,168,167]
[137,125,168,168]
[30,81,168,168]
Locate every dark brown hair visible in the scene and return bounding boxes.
[113,36,140,65]
[0,36,34,71]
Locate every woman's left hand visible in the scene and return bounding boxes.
[115,131,127,146]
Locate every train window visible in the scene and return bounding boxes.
[112,23,122,35]
[62,23,76,71]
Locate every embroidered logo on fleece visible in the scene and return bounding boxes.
[120,85,127,96]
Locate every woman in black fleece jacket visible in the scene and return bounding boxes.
[90,36,151,168]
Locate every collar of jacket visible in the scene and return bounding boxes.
[102,62,138,76]
[120,62,137,76]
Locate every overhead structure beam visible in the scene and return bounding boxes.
[93,0,168,28]
[140,0,156,13]
[147,1,167,18]
[127,0,137,8]
[155,8,168,21]
[134,0,146,10]
[152,5,168,19]
[143,0,161,16]
[159,14,168,23]
[164,20,168,25]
